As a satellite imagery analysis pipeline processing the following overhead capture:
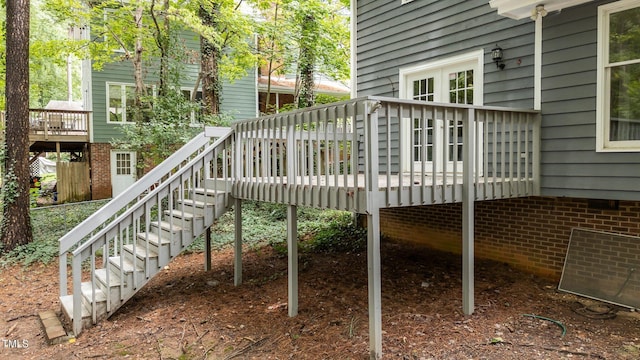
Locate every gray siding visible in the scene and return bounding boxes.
[356,0,535,175]
[356,0,535,108]
[356,0,640,201]
[221,70,257,121]
[540,1,640,201]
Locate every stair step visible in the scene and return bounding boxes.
[109,256,144,274]
[178,199,215,208]
[151,220,183,233]
[164,209,203,220]
[81,282,107,303]
[137,231,170,247]
[60,294,90,322]
[193,188,227,196]
[95,268,123,288]
[123,244,159,260]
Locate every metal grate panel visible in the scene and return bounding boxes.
[559,228,640,309]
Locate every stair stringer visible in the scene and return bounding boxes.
[60,188,234,333]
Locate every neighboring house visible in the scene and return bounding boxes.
[258,73,350,114]
[82,32,258,199]
[353,0,640,279]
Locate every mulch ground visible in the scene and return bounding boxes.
[1,240,639,359]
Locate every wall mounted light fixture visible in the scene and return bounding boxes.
[491,45,505,70]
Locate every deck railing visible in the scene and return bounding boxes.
[232,96,540,209]
[374,97,540,206]
[233,99,370,212]
[1,109,91,141]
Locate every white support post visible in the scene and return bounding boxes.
[287,204,298,317]
[364,101,382,359]
[462,109,476,315]
[367,207,382,360]
[234,198,243,286]
[204,228,212,271]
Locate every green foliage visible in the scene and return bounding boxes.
[298,211,366,253]
[0,200,108,267]
[187,201,366,256]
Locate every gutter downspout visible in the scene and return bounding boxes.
[350,0,357,98]
[532,5,547,111]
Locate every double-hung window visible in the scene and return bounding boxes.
[107,83,136,123]
[597,0,640,151]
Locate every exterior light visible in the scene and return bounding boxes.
[491,45,505,70]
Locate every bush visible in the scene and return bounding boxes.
[0,200,108,267]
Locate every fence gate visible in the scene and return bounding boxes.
[56,161,91,203]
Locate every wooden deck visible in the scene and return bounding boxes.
[59,98,540,359]
[234,173,536,212]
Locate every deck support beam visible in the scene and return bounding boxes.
[204,228,212,271]
[287,204,298,317]
[234,198,243,286]
[462,109,476,315]
[367,207,382,359]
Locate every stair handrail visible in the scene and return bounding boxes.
[59,127,231,296]
[70,128,234,260]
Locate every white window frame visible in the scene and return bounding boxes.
[398,49,484,172]
[181,87,203,125]
[596,0,640,152]
[106,82,155,124]
[106,82,135,124]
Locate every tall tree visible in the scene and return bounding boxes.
[2,0,33,252]
[256,0,349,111]
[173,0,259,115]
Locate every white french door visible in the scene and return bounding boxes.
[400,50,484,174]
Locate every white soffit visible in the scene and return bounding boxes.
[489,0,595,20]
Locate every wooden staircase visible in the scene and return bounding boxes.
[58,127,234,336]
[60,181,231,331]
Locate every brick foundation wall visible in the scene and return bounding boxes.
[380,197,640,280]
[90,143,112,200]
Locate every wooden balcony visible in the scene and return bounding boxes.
[28,109,90,152]
[232,96,541,211]
[0,109,91,153]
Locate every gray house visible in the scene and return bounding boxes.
[58,1,639,358]
[354,0,640,275]
[82,32,258,199]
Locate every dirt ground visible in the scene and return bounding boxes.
[0,240,639,359]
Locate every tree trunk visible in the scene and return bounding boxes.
[132,6,146,123]
[199,4,221,116]
[2,0,33,252]
[296,14,316,109]
[152,0,171,96]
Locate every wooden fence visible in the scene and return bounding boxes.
[56,162,91,203]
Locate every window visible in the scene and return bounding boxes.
[597,0,640,151]
[107,83,135,123]
[182,88,203,124]
[107,83,154,123]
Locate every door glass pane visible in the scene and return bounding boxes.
[448,120,464,162]
[448,70,474,105]
[412,78,434,101]
[413,118,433,162]
[609,7,640,64]
[609,63,640,141]
[116,153,132,175]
